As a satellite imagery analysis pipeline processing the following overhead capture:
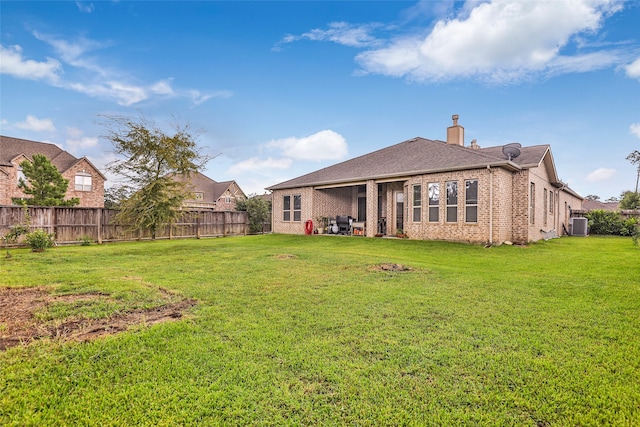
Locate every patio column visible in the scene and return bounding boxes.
[366,179,377,237]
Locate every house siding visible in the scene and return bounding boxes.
[0,153,105,208]
[64,159,106,208]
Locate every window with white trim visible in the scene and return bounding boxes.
[465,179,478,223]
[195,192,204,201]
[428,182,439,222]
[17,166,26,184]
[283,195,291,221]
[530,183,535,224]
[75,173,92,191]
[543,188,548,226]
[412,184,422,222]
[446,181,458,223]
[293,195,302,222]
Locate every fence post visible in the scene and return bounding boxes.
[223,211,227,236]
[97,208,103,244]
[51,207,57,240]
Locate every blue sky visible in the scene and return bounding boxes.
[1,0,639,200]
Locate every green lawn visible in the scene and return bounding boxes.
[1,235,639,426]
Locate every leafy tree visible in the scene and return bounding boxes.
[605,196,619,203]
[627,150,640,193]
[13,154,79,206]
[236,194,271,234]
[619,191,640,210]
[104,185,134,209]
[585,194,600,201]
[103,114,212,239]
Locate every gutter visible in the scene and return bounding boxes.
[488,165,493,245]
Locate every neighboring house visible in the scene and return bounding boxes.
[171,172,246,211]
[581,199,619,212]
[0,135,106,208]
[267,115,583,245]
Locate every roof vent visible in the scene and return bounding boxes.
[502,143,521,160]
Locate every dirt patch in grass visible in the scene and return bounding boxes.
[274,254,297,260]
[0,287,196,351]
[371,263,413,272]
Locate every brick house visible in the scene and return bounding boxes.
[170,172,246,211]
[0,135,106,208]
[267,115,583,245]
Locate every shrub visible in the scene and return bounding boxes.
[586,210,623,235]
[25,229,55,252]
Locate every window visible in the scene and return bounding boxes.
[412,184,422,222]
[358,197,367,221]
[549,191,554,214]
[543,188,548,226]
[428,183,439,222]
[195,192,204,201]
[283,195,291,221]
[17,166,26,184]
[293,195,302,222]
[446,181,458,222]
[530,183,535,224]
[465,179,478,223]
[75,173,92,191]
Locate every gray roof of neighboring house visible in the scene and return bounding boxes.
[171,172,245,202]
[0,135,106,178]
[267,137,554,191]
[582,199,619,211]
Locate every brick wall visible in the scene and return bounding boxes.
[272,164,579,244]
[63,159,105,208]
[0,156,104,208]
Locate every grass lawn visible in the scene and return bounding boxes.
[1,234,639,426]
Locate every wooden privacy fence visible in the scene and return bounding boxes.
[0,206,249,244]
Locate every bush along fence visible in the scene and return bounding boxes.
[0,205,249,246]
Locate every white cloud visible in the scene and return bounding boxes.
[625,57,640,80]
[65,127,99,153]
[151,79,175,96]
[356,0,625,83]
[586,167,616,182]
[278,22,383,50]
[630,123,640,139]
[76,2,94,14]
[266,130,348,161]
[15,115,56,132]
[0,44,62,81]
[8,32,229,107]
[229,157,292,173]
[67,81,148,106]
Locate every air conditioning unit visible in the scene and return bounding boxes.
[570,217,588,236]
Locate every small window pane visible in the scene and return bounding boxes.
[465,206,478,223]
[465,180,478,204]
[429,206,439,222]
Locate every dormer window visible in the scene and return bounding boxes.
[75,172,92,191]
[17,166,26,184]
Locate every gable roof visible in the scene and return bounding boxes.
[268,137,554,191]
[0,135,106,179]
[170,172,246,200]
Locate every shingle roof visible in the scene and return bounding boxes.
[170,172,244,202]
[1,135,78,172]
[268,137,552,190]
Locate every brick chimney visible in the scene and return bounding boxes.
[447,114,464,146]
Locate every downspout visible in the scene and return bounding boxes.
[488,165,493,245]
